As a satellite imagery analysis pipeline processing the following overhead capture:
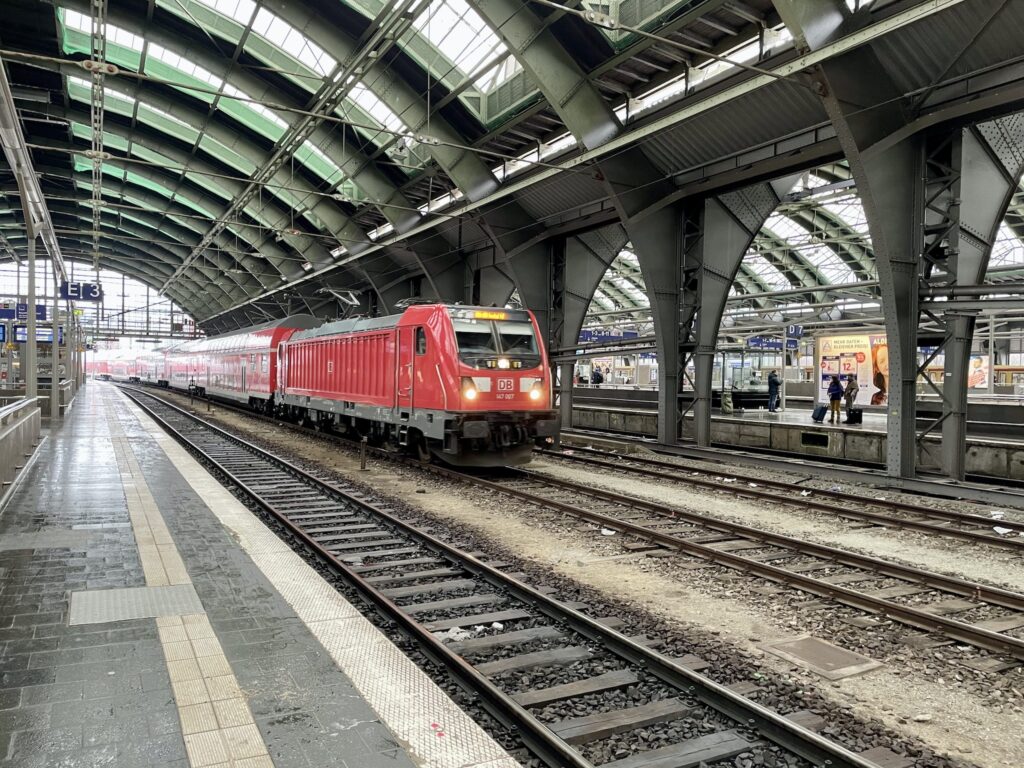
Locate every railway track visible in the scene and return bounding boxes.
[538,445,1024,551]
[121,386,895,768]
[438,466,1024,667]
[122,385,1024,667]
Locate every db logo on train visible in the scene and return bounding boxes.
[497,378,514,392]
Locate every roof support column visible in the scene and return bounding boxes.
[923,121,1024,478]
[692,178,799,446]
[776,0,924,478]
[628,204,683,444]
[777,0,1023,480]
[555,228,629,438]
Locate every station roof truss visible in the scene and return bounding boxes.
[585,161,1024,340]
[2,0,1024,334]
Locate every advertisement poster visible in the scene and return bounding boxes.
[816,335,887,406]
[968,354,990,389]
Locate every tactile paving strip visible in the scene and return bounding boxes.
[128,396,521,768]
[69,583,205,625]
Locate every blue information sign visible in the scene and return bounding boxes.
[747,336,798,350]
[0,304,46,321]
[786,324,804,338]
[60,282,104,301]
[14,326,64,344]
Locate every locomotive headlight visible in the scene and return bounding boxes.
[461,377,478,401]
[529,381,544,401]
[497,357,510,369]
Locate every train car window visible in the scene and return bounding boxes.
[416,327,427,355]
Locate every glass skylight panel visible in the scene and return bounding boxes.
[822,199,870,235]
[63,9,143,51]
[990,223,1024,267]
[344,84,407,135]
[196,0,255,21]
[219,82,289,140]
[295,140,345,185]
[745,254,791,290]
[251,8,336,77]
[590,288,615,311]
[413,0,507,79]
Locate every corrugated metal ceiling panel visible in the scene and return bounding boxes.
[641,80,828,176]
[514,167,610,221]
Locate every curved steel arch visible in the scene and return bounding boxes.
[753,227,831,289]
[50,102,300,286]
[38,167,253,310]
[59,1,410,261]
[46,206,249,308]
[783,206,875,281]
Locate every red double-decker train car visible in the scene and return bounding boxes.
[165,316,319,407]
[277,305,558,465]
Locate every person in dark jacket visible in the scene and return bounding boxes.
[767,370,780,412]
[827,375,844,424]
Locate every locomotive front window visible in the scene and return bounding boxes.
[497,322,537,355]
[453,320,499,357]
[453,319,540,367]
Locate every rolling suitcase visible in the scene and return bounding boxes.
[845,407,863,425]
[812,405,828,423]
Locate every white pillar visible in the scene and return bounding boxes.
[51,267,60,417]
[25,233,36,399]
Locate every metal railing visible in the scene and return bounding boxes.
[0,396,42,511]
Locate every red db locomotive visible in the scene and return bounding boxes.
[130,305,558,466]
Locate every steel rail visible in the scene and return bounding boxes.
[121,388,588,768]
[560,427,1024,505]
[542,446,1024,549]
[119,385,885,768]
[118,385,1024,657]
[427,466,1024,660]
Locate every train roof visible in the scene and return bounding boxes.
[286,305,531,343]
[177,314,320,353]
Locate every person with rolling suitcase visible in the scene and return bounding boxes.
[843,375,861,424]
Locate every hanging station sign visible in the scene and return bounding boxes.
[60,282,104,301]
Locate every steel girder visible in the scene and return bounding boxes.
[58,2,365,268]
[469,0,695,442]
[775,0,1024,480]
[33,97,301,281]
[253,0,570,318]
[36,162,258,310]
[57,0,417,302]
[690,177,801,445]
[0,174,235,311]
[923,121,1024,478]
[554,225,629,430]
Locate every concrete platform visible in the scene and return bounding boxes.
[572,402,1024,480]
[0,384,517,768]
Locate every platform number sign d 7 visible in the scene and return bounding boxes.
[60,281,103,302]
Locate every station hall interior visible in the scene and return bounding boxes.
[2,1,1024,768]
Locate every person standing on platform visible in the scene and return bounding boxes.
[767,370,780,412]
[827,375,844,424]
[843,375,859,412]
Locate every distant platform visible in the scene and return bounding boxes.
[570,397,1024,481]
[0,384,515,768]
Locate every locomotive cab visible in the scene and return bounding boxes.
[439,307,559,465]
